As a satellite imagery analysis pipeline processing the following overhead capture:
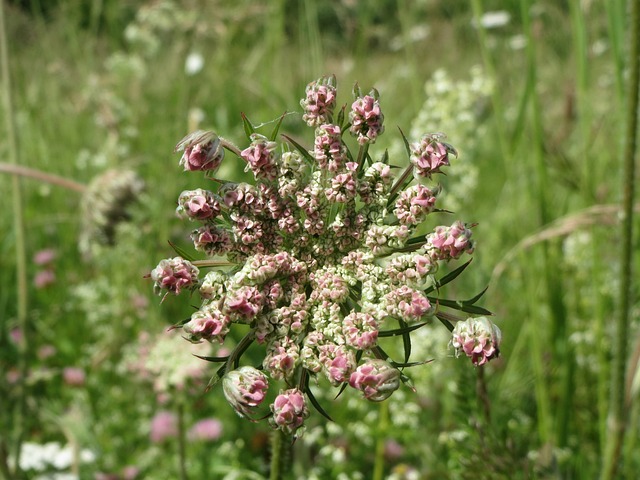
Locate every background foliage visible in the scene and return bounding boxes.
[1,0,637,478]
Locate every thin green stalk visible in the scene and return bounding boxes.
[470,0,510,170]
[521,0,571,450]
[177,402,188,480]
[1,1,28,477]
[605,0,626,103]
[527,275,552,444]
[568,1,591,196]
[300,0,323,79]
[372,400,389,480]
[601,0,640,477]
[269,429,285,480]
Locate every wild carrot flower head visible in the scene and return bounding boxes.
[151,76,499,435]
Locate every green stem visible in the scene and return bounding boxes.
[601,0,640,477]
[269,429,286,480]
[177,402,188,480]
[1,1,28,477]
[372,400,389,480]
[470,0,510,169]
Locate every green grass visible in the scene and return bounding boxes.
[1,1,638,479]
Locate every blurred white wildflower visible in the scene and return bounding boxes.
[393,67,492,211]
[185,52,205,75]
[122,329,213,396]
[11,442,95,473]
[476,10,511,29]
[105,52,147,80]
[389,25,430,51]
[509,34,527,50]
[79,169,145,258]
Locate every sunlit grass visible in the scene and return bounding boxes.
[1,1,636,478]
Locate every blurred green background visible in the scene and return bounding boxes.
[1,0,637,478]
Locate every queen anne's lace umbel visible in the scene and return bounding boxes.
[151,76,501,436]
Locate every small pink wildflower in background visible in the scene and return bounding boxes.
[34,269,56,289]
[150,411,178,443]
[38,345,57,360]
[451,316,502,366]
[33,248,57,265]
[187,418,223,442]
[9,327,22,345]
[122,466,140,480]
[62,367,86,387]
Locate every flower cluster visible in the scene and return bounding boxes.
[151,76,501,436]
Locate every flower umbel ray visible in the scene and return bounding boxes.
[150,75,500,436]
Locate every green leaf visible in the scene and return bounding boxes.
[378,322,429,337]
[168,241,197,262]
[193,354,230,363]
[466,286,489,305]
[390,359,433,368]
[435,312,455,332]
[399,319,412,364]
[241,112,255,140]
[205,363,228,392]
[431,297,493,316]
[167,317,192,330]
[337,104,346,129]
[281,134,314,163]
[372,345,390,361]
[399,372,416,392]
[424,259,473,294]
[306,382,334,422]
[269,111,287,141]
[398,126,411,158]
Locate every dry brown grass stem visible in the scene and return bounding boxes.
[491,203,639,283]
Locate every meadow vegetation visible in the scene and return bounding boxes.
[1,1,638,479]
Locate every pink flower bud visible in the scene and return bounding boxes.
[241,134,279,181]
[183,305,230,343]
[427,221,475,260]
[349,92,384,145]
[270,388,309,434]
[222,366,269,418]
[301,75,337,127]
[451,317,502,366]
[410,134,453,178]
[150,257,199,296]
[349,359,401,402]
[176,189,221,221]
[175,130,224,172]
